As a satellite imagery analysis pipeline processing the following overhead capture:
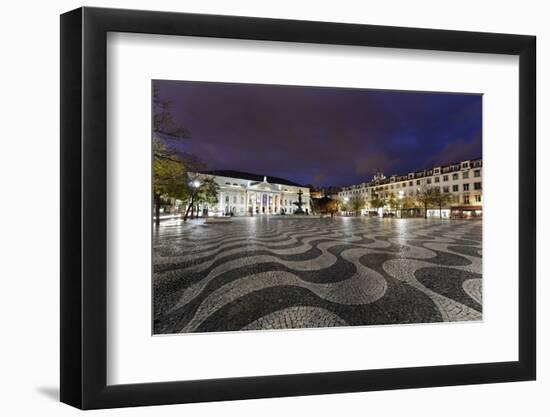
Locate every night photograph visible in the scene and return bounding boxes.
[152,80,483,334]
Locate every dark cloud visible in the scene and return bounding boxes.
[154,80,482,186]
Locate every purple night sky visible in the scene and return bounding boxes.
[153,80,482,187]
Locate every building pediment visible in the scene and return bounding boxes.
[248,182,281,192]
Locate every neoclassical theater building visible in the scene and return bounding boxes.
[196,170,310,216]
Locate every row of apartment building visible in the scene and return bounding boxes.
[338,158,483,218]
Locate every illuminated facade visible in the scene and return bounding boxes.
[338,158,483,218]
[197,170,310,216]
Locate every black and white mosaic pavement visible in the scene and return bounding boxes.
[153,217,482,334]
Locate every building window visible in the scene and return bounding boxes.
[463,195,470,204]
[462,162,469,168]
[463,183,470,191]
[434,168,440,174]
[427,178,432,184]
[443,186,449,193]
[443,175,448,182]
[416,180,420,185]
[474,182,482,190]
[233,196,237,203]
[452,185,459,192]
[474,170,481,177]
[463,171,469,179]
[435,176,440,183]
[452,173,459,180]
[475,195,481,203]
[402,183,406,187]
[409,181,413,186]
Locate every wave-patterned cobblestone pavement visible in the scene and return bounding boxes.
[153,217,482,334]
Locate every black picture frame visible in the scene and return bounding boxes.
[60,6,536,410]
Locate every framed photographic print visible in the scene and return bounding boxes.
[60,7,536,409]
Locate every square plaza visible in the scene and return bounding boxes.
[153,217,482,334]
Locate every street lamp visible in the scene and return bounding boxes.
[190,180,201,219]
[343,197,349,216]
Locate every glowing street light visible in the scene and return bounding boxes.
[398,190,404,218]
[187,180,201,220]
[343,197,349,216]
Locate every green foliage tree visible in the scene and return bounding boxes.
[152,84,205,225]
[182,175,219,221]
[401,196,416,208]
[339,198,351,216]
[153,139,188,223]
[387,193,399,215]
[326,199,339,217]
[310,197,339,217]
[369,194,386,215]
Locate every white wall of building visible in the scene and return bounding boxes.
[199,173,310,216]
[339,159,483,215]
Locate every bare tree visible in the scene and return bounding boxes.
[431,188,454,218]
[369,194,386,216]
[417,186,439,219]
[350,196,365,216]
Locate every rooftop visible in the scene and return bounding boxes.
[201,170,305,187]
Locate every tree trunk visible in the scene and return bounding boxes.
[183,194,196,222]
[154,192,161,226]
[439,202,442,218]
[424,202,428,219]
